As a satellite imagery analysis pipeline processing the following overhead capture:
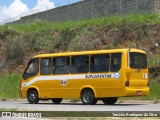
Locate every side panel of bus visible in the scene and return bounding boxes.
[20,50,149,100]
[36,52,126,98]
[21,53,124,99]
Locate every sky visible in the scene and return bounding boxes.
[0,0,80,23]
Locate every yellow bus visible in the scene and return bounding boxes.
[20,48,149,105]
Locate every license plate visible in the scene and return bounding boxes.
[136,91,142,95]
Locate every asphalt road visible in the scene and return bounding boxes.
[0,100,160,119]
[0,99,160,111]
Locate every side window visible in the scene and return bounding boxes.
[23,58,39,80]
[110,53,122,72]
[90,54,110,72]
[71,55,89,73]
[40,58,51,75]
[53,57,70,74]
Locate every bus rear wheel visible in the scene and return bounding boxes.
[102,97,118,105]
[27,90,39,104]
[52,98,63,104]
[81,89,97,105]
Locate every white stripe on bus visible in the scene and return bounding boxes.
[22,73,120,87]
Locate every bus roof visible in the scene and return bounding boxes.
[33,48,146,58]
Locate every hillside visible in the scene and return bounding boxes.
[0,14,160,74]
[0,14,160,99]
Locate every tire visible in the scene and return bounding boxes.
[102,97,118,105]
[27,90,39,104]
[81,89,97,105]
[52,98,63,104]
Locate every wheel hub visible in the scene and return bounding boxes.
[30,94,36,101]
[83,93,91,103]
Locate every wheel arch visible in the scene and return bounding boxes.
[80,86,97,98]
[27,87,40,98]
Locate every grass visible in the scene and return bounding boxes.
[70,98,81,103]
[0,74,21,99]
[148,77,160,100]
[148,54,160,67]
[32,111,111,117]
[0,13,160,33]
[0,108,18,111]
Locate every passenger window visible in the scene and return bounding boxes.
[40,58,51,75]
[53,57,70,74]
[90,54,110,72]
[71,55,89,73]
[23,58,39,80]
[110,53,122,72]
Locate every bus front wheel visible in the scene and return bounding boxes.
[102,97,118,105]
[27,90,39,104]
[52,98,63,104]
[81,89,97,105]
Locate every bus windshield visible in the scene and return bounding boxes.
[130,52,147,69]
